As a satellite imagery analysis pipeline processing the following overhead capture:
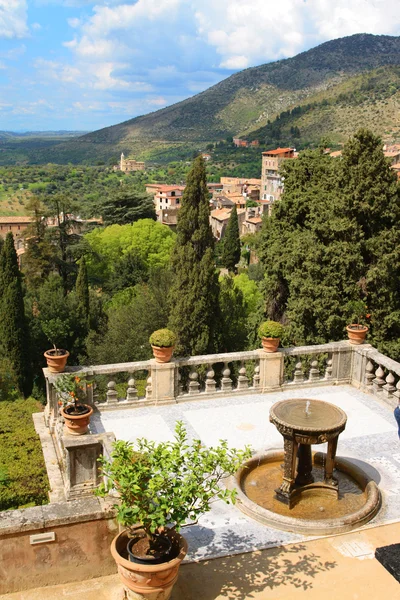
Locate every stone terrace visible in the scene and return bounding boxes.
[2,341,400,596]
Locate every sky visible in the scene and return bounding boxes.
[0,0,400,132]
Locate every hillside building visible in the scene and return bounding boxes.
[115,153,145,172]
[260,147,296,208]
[0,216,33,240]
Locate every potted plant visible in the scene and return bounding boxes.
[258,320,285,352]
[42,318,70,373]
[345,300,370,345]
[53,373,93,435]
[149,328,177,363]
[96,421,251,599]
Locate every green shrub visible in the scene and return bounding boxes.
[258,320,285,339]
[149,328,177,348]
[0,398,49,510]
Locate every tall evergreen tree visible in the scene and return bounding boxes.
[168,156,220,356]
[0,233,32,397]
[76,257,90,319]
[221,205,241,273]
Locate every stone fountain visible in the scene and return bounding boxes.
[232,398,382,535]
[269,399,347,508]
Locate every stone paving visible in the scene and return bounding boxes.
[90,384,400,562]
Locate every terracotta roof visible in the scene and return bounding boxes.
[384,151,400,157]
[210,208,231,221]
[262,147,294,156]
[330,150,342,157]
[155,185,185,193]
[391,162,400,169]
[0,216,33,223]
[246,217,262,224]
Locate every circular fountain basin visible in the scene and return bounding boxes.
[233,450,381,535]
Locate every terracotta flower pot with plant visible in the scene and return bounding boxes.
[53,373,93,435]
[258,320,285,353]
[149,329,177,363]
[96,421,251,600]
[345,300,370,345]
[42,318,70,373]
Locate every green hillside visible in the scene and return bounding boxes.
[4,33,400,164]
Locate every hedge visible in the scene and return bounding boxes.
[0,398,49,510]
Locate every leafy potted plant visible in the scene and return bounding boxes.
[53,373,93,435]
[345,300,370,345]
[149,328,177,363]
[258,320,285,352]
[96,421,251,599]
[42,318,70,373]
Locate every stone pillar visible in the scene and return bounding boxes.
[62,432,115,500]
[330,343,354,384]
[150,360,176,403]
[258,350,284,392]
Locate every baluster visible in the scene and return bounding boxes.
[188,369,200,395]
[293,361,305,383]
[393,379,400,404]
[237,362,249,391]
[324,358,333,380]
[365,361,375,387]
[383,372,396,399]
[177,371,184,396]
[92,380,100,404]
[372,366,385,394]
[205,366,217,394]
[308,360,319,382]
[145,375,152,400]
[253,364,260,388]
[126,377,138,402]
[221,363,233,392]
[106,380,118,405]
[85,376,94,406]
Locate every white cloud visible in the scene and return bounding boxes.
[0,0,28,38]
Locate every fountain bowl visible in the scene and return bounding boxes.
[231,449,381,536]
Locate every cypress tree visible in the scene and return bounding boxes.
[76,257,90,319]
[0,233,32,397]
[168,156,220,356]
[221,204,241,273]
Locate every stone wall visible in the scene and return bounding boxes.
[0,498,118,594]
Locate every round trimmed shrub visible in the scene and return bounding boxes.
[149,328,177,348]
[258,320,284,339]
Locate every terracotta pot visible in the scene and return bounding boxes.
[44,349,69,373]
[151,345,174,363]
[346,324,369,345]
[111,529,187,600]
[61,404,93,435]
[261,337,280,353]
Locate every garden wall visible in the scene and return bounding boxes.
[0,497,118,594]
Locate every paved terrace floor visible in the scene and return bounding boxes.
[2,384,400,600]
[90,384,400,562]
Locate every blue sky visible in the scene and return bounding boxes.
[0,0,400,132]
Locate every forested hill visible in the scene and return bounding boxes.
[7,33,400,164]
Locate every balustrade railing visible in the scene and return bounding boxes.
[43,340,400,434]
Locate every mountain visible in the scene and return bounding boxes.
[6,33,400,164]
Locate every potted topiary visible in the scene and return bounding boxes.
[96,421,251,600]
[345,300,369,345]
[42,318,70,373]
[53,373,93,435]
[149,328,177,363]
[258,320,285,352]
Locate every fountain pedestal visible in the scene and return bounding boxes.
[270,399,347,508]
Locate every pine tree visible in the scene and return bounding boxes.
[0,233,32,397]
[168,156,220,356]
[221,205,241,273]
[76,257,90,319]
